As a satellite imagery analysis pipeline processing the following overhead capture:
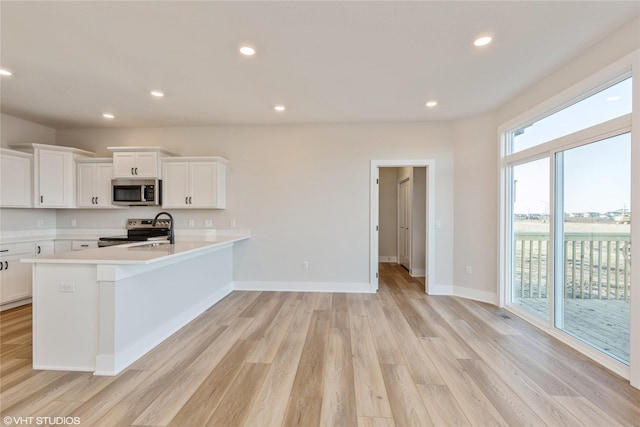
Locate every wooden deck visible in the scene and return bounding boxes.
[1,263,639,426]
[514,297,630,362]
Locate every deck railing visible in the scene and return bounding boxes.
[514,232,631,300]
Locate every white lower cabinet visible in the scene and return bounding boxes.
[35,241,55,257]
[0,243,34,306]
[55,240,98,254]
[162,157,227,209]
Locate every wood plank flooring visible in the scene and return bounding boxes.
[1,263,639,426]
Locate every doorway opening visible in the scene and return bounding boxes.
[370,160,435,293]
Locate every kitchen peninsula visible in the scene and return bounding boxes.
[21,232,249,376]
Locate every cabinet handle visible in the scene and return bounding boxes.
[0,249,8,253]
[41,195,44,203]
[189,196,192,204]
[37,245,41,254]
[0,262,3,271]
[135,167,138,175]
[95,197,98,204]
[81,244,89,248]
[131,167,134,175]
[4,261,7,270]
[185,196,188,205]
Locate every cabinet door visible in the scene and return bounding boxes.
[76,163,98,207]
[35,241,55,256]
[162,162,190,208]
[0,251,33,304]
[54,241,72,254]
[190,162,218,208]
[113,152,136,177]
[0,153,31,207]
[95,163,114,206]
[39,150,69,207]
[133,152,159,178]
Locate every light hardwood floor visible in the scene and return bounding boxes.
[1,263,639,426]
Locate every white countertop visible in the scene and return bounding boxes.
[21,232,250,265]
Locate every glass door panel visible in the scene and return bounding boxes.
[511,158,550,321]
[555,133,631,364]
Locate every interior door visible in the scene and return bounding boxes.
[399,179,411,270]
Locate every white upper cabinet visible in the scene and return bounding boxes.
[0,148,32,208]
[109,147,177,178]
[76,159,115,208]
[11,143,94,208]
[162,157,227,209]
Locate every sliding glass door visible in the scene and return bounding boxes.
[502,69,634,374]
[554,133,631,363]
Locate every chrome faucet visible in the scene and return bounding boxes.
[152,212,175,244]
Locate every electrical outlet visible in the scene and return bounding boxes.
[59,283,75,293]
[302,260,309,270]
[71,219,77,227]
[204,219,213,228]
[230,219,237,228]
[465,265,472,275]
[37,219,44,228]
[188,219,195,228]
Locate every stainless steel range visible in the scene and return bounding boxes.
[98,218,172,247]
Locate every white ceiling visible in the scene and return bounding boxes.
[1,1,638,129]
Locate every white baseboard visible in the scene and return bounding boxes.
[427,283,453,295]
[410,268,425,277]
[0,298,31,312]
[453,286,498,305]
[233,281,374,294]
[427,283,497,305]
[378,256,398,263]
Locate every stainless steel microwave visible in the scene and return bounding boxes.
[112,179,161,206]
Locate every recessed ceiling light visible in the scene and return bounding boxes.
[605,96,622,102]
[474,36,493,47]
[425,101,438,108]
[239,45,256,56]
[0,68,12,76]
[102,113,115,119]
[150,90,164,97]
[274,105,286,112]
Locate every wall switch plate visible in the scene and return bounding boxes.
[230,219,237,228]
[302,260,309,270]
[204,219,213,228]
[465,265,472,275]
[37,219,44,228]
[59,283,75,293]
[188,219,195,228]
[71,219,77,227]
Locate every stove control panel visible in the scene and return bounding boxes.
[126,218,172,230]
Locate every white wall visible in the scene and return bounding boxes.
[1,113,56,147]
[56,122,455,288]
[452,112,499,302]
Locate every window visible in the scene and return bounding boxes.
[500,56,636,381]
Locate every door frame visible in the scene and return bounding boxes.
[398,177,411,271]
[370,159,435,293]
